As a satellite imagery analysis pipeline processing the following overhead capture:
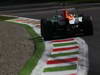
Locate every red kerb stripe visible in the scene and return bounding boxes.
[52,38,74,42]
[69,73,77,75]
[47,57,78,64]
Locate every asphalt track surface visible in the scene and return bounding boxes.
[0,4,100,75]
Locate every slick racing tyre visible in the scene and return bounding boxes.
[41,19,53,41]
[81,16,93,36]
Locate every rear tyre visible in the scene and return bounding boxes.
[41,19,52,40]
[82,16,93,36]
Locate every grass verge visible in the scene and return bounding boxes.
[0,16,16,21]
[16,23,45,75]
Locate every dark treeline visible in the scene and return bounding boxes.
[0,0,50,3]
[0,0,50,6]
[0,0,99,6]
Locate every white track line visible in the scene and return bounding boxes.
[51,49,79,55]
[52,44,80,49]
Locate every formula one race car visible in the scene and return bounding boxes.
[41,8,93,41]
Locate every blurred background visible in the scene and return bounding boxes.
[0,0,100,6]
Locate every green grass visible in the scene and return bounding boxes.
[16,24,45,75]
[0,16,16,21]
